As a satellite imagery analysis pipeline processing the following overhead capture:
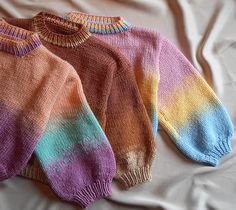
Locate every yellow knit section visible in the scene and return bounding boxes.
[159,73,219,129]
[135,70,159,115]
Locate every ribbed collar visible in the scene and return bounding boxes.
[66,12,130,34]
[32,12,91,48]
[0,19,41,56]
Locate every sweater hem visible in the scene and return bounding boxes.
[18,165,48,184]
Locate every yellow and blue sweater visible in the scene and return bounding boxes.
[67,12,234,166]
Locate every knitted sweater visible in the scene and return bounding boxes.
[66,12,234,165]
[0,20,116,208]
[6,12,156,188]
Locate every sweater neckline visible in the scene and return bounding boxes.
[0,19,41,56]
[32,12,91,48]
[67,12,130,34]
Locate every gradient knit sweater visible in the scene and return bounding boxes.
[6,12,156,188]
[66,12,234,165]
[0,21,116,208]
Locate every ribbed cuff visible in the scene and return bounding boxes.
[73,180,112,208]
[118,166,152,189]
[206,139,232,166]
[18,165,48,184]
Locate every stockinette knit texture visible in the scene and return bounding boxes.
[66,12,234,166]
[0,20,42,180]
[0,20,116,208]
[5,12,156,189]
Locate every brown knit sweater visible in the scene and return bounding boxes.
[6,12,156,188]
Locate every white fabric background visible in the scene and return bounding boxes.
[0,0,235,210]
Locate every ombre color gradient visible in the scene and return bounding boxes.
[0,24,44,181]
[34,72,116,208]
[0,101,42,181]
[135,70,159,137]
[0,20,116,208]
[66,12,234,165]
[36,103,114,168]
[36,107,116,207]
[158,35,234,165]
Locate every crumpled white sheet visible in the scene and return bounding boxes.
[0,0,235,210]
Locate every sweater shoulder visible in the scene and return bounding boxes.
[129,25,160,38]
[121,26,162,55]
[21,45,73,78]
[85,36,130,62]
[82,36,131,74]
[124,26,160,44]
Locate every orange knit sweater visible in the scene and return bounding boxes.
[6,12,156,188]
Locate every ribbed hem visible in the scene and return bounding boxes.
[72,180,112,208]
[18,165,48,184]
[206,139,232,166]
[117,166,152,189]
[0,20,41,56]
[33,12,91,48]
[66,12,130,34]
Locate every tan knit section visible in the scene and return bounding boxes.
[118,166,152,189]
[19,164,48,184]
[115,150,152,188]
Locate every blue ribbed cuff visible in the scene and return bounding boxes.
[205,139,232,166]
[176,136,232,166]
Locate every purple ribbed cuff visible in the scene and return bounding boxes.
[72,179,112,208]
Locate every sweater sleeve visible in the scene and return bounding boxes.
[105,58,156,188]
[157,34,234,166]
[34,66,116,208]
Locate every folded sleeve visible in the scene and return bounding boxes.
[35,65,116,208]
[157,34,234,166]
[105,57,156,188]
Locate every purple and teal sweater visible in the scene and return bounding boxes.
[0,20,116,208]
